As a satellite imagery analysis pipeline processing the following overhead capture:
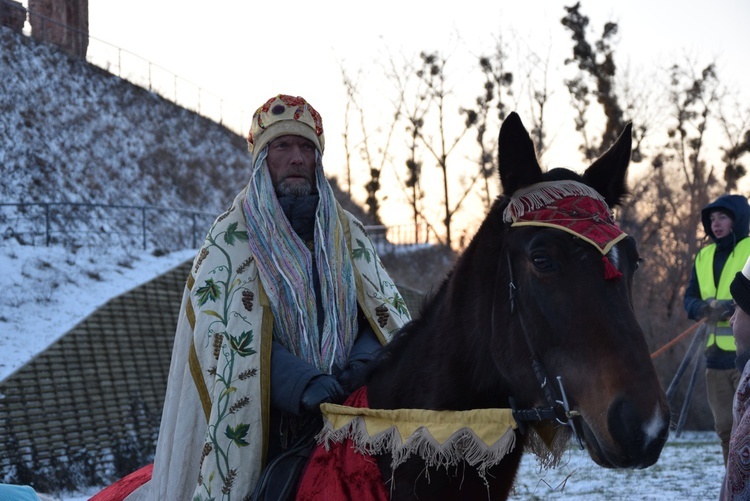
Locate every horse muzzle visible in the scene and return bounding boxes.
[582,394,670,469]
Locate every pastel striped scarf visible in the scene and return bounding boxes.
[242,149,358,372]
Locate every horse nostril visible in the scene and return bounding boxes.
[608,397,642,450]
[607,396,668,467]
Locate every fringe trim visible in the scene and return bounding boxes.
[503,180,607,223]
[318,414,517,479]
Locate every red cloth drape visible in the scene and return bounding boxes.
[89,463,153,501]
[296,387,388,501]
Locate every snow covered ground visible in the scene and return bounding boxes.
[510,430,724,499]
[54,432,725,500]
[0,242,196,382]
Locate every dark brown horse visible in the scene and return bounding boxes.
[346,113,669,500]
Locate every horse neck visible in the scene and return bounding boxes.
[367,211,513,410]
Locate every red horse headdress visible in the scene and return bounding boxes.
[503,180,627,280]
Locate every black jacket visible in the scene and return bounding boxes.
[684,194,750,369]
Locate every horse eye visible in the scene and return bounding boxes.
[531,255,552,271]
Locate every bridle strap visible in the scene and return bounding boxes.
[505,254,584,448]
[508,260,558,407]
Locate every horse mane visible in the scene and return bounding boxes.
[370,193,511,367]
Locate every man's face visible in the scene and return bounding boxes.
[730,306,750,355]
[266,135,317,197]
[710,210,733,239]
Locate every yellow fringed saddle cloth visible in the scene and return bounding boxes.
[318,388,518,476]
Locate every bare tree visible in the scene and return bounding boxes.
[411,51,480,248]
[665,62,721,240]
[403,103,428,243]
[625,62,724,323]
[524,48,552,157]
[462,36,514,211]
[340,65,403,223]
[383,53,429,245]
[340,67,356,199]
[561,2,626,159]
[616,62,661,164]
[718,100,750,191]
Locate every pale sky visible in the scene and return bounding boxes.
[83,0,750,232]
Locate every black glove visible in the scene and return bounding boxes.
[699,301,710,317]
[704,300,735,323]
[718,300,735,321]
[300,374,346,413]
[338,360,368,393]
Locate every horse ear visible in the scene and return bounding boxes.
[498,112,543,196]
[582,123,633,208]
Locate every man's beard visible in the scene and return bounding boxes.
[276,178,313,197]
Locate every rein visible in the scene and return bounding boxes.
[502,253,585,449]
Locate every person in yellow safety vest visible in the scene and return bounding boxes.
[684,194,750,465]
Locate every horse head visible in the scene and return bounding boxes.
[495,112,669,469]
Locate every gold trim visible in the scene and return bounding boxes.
[189,340,212,423]
[258,282,274,466]
[338,207,389,346]
[511,220,628,255]
[186,298,196,330]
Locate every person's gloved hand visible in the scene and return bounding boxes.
[300,374,346,413]
[705,300,735,323]
[338,360,368,393]
[716,300,735,321]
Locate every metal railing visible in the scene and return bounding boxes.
[0,202,217,251]
[365,223,437,253]
[0,202,439,253]
[0,0,250,135]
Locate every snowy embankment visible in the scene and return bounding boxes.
[0,242,196,382]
